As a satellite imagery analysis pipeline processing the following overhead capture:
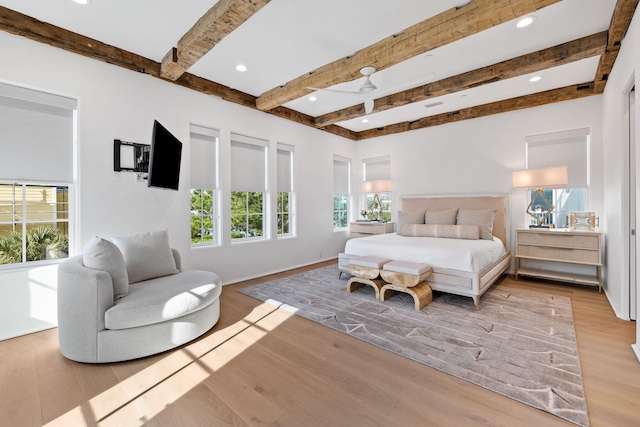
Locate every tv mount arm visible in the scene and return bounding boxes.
[113,139,150,181]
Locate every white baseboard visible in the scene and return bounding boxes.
[632,343,640,363]
[0,324,56,342]
[222,256,338,286]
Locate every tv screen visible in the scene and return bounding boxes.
[147,120,182,190]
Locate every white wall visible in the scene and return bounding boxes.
[0,31,355,339]
[601,7,640,358]
[353,96,604,259]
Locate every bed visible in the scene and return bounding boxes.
[340,195,511,309]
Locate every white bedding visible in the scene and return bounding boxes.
[344,233,507,273]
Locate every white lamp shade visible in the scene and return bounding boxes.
[512,166,568,189]
[362,179,391,193]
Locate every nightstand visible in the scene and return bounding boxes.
[349,222,395,239]
[515,227,602,292]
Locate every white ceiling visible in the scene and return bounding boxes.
[0,0,619,133]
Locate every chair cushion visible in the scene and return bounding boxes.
[82,237,129,299]
[111,229,178,283]
[383,260,432,276]
[348,256,392,269]
[105,270,222,330]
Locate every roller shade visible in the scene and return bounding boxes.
[363,155,390,181]
[230,133,267,192]
[333,155,350,194]
[189,124,219,189]
[526,128,589,188]
[277,143,294,192]
[0,82,76,182]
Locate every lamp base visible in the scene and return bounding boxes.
[529,224,551,229]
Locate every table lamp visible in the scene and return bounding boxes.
[512,166,568,228]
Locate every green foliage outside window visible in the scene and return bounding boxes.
[277,192,290,235]
[0,226,68,265]
[190,189,215,245]
[365,193,391,222]
[333,194,348,229]
[231,191,264,239]
[0,184,69,265]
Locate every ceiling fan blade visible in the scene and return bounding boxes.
[364,98,374,115]
[307,87,361,95]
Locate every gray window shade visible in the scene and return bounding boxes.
[0,83,76,182]
[526,128,589,188]
[363,155,390,181]
[190,124,219,189]
[277,143,294,192]
[230,133,267,192]
[333,155,350,194]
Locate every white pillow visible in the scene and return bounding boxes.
[111,229,178,284]
[456,209,497,240]
[83,237,129,299]
[425,208,458,225]
[396,210,425,234]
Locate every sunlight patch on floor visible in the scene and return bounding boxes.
[42,300,293,427]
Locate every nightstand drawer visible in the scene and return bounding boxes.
[517,245,600,264]
[350,223,385,234]
[517,232,599,249]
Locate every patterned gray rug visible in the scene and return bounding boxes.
[238,265,589,426]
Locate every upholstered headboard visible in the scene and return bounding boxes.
[400,194,508,248]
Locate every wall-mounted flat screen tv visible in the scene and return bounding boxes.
[147,120,182,190]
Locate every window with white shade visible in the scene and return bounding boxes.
[526,127,590,227]
[190,124,219,246]
[0,82,76,266]
[277,143,294,237]
[333,155,351,229]
[362,155,391,221]
[230,133,267,240]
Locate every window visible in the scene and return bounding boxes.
[277,143,294,236]
[333,155,351,229]
[190,125,220,246]
[0,82,76,267]
[526,128,589,227]
[362,155,391,221]
[0,184,69,265]
[230,133,267,240]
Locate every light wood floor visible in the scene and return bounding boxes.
[1,261,639,426]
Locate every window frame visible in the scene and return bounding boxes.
[0,181,71,269]
[333,155,351,230]
[230,191,265,241]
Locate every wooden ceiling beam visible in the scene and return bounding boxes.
[0,6,354,140]
[161,0,271,81]
[355,82,598,140]
[316,32,607,127]
[0,6,160,76]
[593,0,639,93]
[255,0,562,111]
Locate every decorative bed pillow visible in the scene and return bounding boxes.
[396,210,425,234]
[425,208,458,225]
[83,237,129,299]
[456,209,497,240]
[111,229,178,284]
[400,223,480,240]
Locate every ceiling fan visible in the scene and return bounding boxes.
[308,66,377,115]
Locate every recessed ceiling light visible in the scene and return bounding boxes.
[517,16,536,28]
[235,64,247,72]
[362,118,369,123]
[308,95,317,102]
[73,0,90,4]
[529,76,542,82]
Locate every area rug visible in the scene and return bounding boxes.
[238,265,589,426]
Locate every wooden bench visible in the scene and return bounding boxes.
[379,261,433,310]
[346,256,392,300]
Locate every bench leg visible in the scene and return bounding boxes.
[380,282,433,310]
[347,277,386,300]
